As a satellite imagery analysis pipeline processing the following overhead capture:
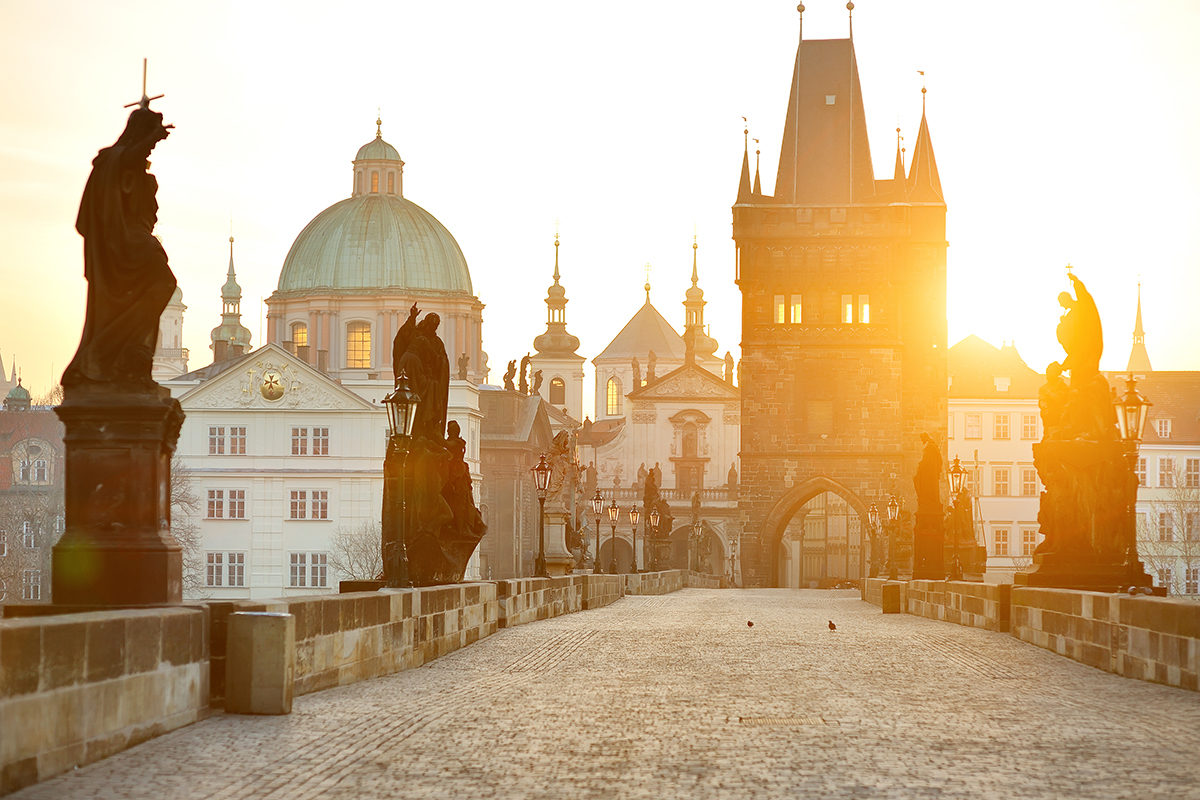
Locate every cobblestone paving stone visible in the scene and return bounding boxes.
[16,589,1200,799]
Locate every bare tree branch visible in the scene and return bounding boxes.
[328,521,383,581]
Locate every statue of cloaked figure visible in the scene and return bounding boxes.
[387,305,486,585]
[65,106,175,390]
[910,432,945,579]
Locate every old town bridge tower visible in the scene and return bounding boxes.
[734,12,947,586]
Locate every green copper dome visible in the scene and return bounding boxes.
[276,195,473,295]
[355,136,401,162]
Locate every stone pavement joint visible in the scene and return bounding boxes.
[12,589,1200,799]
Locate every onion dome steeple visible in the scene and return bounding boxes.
[4,378,31,412]
[533,233,581,357]
[210,236,253,364]
[683,237,719,359]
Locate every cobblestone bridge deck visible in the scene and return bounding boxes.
[14,589,1200,799]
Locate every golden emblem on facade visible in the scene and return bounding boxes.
[260,368,285,401]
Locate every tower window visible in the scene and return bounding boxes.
[387,172,395,193]
[790,295,802,324]
[346,322,371,368]
[549,377,566,406]
[842,295,854,324]
[774,295,785,324]
[606,377,622,416]
[858,295,870,324]
[371,172,379,193]
[291,322,308,348]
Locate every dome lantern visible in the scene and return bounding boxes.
[353,116,404,198]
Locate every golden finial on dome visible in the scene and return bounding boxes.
[376,110,382,138]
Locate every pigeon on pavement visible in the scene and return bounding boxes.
[828,620,837,631]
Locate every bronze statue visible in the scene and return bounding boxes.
[65,106,175,389]
[519,353,532,394]
[724,352,735,383]
[392,304,450,442]
[1038,362,1070,439]
[727,461,738,488]
[456,352,470,380]
[532,369,543,394]
[1056,274,1102,378]
[503,360,517,390]
[913,433,942,516]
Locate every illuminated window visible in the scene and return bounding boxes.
[774,295,785,324]
[993,528,1009,556]
[606,377,622,416]
[346,322,371,368]
[993,414,1010,440]
[858,295,870,323]
[291,322,308,348]
[549,377,566,405]
[371,172,379,193]
[993,467,1010,497]
[842,295,854,324]
[387,173,395,193]
[790,295,802,324]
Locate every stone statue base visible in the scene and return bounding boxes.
[911,510,944,580]
[52,387,184,605]
[1016,439,1152,592]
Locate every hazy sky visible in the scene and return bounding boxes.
[3,1,1199,414]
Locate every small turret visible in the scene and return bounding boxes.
[210,237,253,364]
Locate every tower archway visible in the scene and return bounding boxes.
[761,477,871,588]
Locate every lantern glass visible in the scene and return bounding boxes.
[867,503,879,527]
[590,489,604,516]
[531,454,552,496]
[383,371,421,438]
[886,496,899,521]
[649,508,660,528]
[949,456,966,495]
[1115,375,1152,443]
[607,500,619,524]
[629,506,640,526]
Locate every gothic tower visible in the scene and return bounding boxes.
[733,8,948,586]
[532,234,585,419]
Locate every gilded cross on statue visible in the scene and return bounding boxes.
[124,58,165,110]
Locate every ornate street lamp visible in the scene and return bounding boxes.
[531,454,552,577]
[947,457,968,581]
[867,503,879,529]
[886,495,899,521]
[648,507,660,571]
[628,505,641,573]
[590,489,604,574]
[381,371,421,587]
[886,494,900,580]
[691,521,703,573]
[948,456,967,498]
[866,503,880,578]
[607,499,620,574]
[1115,374,1152,444]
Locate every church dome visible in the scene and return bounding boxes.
[275,123,472,296]
[5,380,29,401]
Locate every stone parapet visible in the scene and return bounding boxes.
[622,570,685,596]
[495,576,584,628]
[906,580,1010,632]
[581,575,623,609]
[0,607,209,795]
[1012,587,1199,691]
[685,572,722,589]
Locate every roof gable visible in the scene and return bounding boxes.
[629,362,738,402]
[594,301,685,362]
[178,344,375,412]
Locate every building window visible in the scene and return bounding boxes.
[0,530,6,557]
[1021,414,1038,440]
[993,467,1010,497]
[346,322,371,369]
[993,414,1010,440]
[207,490,225,519]
[947,413,954,439]
[774,295,786,324]
[1136,458,1147,487]
[292,427,308,456]
[1021,529,1038,556]
[790,295,803,324]
[311,490,329,520]
[1186,512,1199,541]
[18,461,30,482]
[1159,512,1173,542]
[21,570,41,601]
[1159,457,1176,488]
[606,377,622,416]
[228,552,245,587]
[289,552,328,588]
[1186,566,1199,595]
[370,172,379,193]
[1021,468,1038,497]
[1157,567,1173,591]
[1156,418,1172,439]
[291,322,308,348]
[229,427,247,455]
[963,466,979,497]
[549,377,566,406]
[208,426,225,455]
[387,173,395,193]
[228,489,246,520]
[206,552,223,587]
[858,294,870,323]
[1187,458,1200,489]
[290,490,308,520]
[312,427,329,456]
[841,295,854,324]
[21,521,35,548]
[993,528,1009,556]
[32,460,47,482]
[964,414,982,440]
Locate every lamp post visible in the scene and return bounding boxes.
[648,507,660,572]
[1114,374,1152,572]
[590,489,604,574]
[947,457,968,581]
[628,506,641,573]
[607,499,620,574]
[867,503,880,578]
[886,494,900,580]
[691,521,703,573]
[531,454,552,577]
[382,370,421,588]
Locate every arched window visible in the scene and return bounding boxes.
[290,322,308,348]
[606,377,622,416]
[371,172,379,193]
[346,322,371,368]
[549,377,566,406]
[682,423,698,458]
[387,173,395,194]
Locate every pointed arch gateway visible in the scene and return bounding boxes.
[760,476,872,588]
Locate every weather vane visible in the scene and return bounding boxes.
[124,58,164,110]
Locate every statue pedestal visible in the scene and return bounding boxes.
[52,389,184,606]
[1017,439,1152,592]
[912,510,945,580]
[543,511,575,576]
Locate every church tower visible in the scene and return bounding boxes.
[682,237,720,365]
[733,6,948,586]
[532,234,585,420]
[152,287,188,381]
[1126,284,1152,373]
[210,236,253,364]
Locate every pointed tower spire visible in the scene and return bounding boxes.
[736,124,752,203]
[1126,283,1153,372]
[211,236,253,363]
[893,128,905,182]
[752,140,762,196]
[683,237,719,360]
[908,84,944,203]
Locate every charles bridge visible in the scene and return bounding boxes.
[2,571,1199,798]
